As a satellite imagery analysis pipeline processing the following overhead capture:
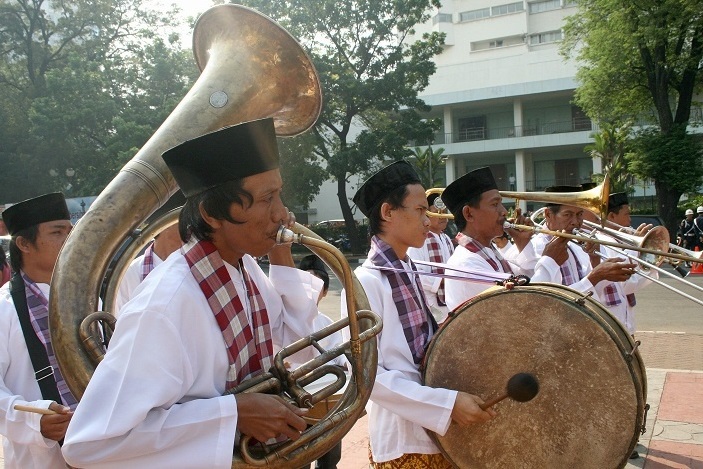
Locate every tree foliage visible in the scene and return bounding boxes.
[238,0,445,252]
[562,0,703,235]
[0,0,197,200]
[410,145,445,189]
[584,122,633,193]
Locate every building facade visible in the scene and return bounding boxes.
[414,0,603,210]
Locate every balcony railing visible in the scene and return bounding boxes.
[432,118,596,145]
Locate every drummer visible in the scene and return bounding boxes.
[442,167,565,311]
[344,160,495,468]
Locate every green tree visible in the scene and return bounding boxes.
[410,146,445,189]
[239,0,444,252]
[584,122,632,193]
[0,0,194,200]
[562,0,703,235]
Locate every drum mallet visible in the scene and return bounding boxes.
[480,372,539,410]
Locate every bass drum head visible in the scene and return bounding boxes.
[423,284,645,469]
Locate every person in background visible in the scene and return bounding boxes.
[345,160,495,468]
[694,206,703,251]
[296,253,345,469]
[0,248,10,287]
[63,119,324,468]
[113,192,186,316]
[0,193,75,468]
[678,209,698,251]
[407,192,455,323]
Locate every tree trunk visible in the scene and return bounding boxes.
[335,175,366,254]
[654,180,683,242]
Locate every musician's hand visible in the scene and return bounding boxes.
[542,234,569,266]
[40,402,72,442]
[588,259,638,285]
[451,392,496,425]
[267,208,296,267]
[505,208,533,250]
[632,223,653,237]
[236,393,308,442]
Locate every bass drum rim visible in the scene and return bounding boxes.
[422,283,646,469]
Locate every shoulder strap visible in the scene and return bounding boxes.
[9,274,63,404]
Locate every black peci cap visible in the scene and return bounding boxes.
[299,254,329,290]
[608,192,629,212]
[2,193,70,235]
[353,160,422,217]
[441,167,497,214]
[162,118,279,198]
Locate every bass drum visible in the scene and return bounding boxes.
[422,283,646,469]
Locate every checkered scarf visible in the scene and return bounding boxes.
[141,241,156,281]
[455,232,513,273]
[602,284,637,308]
[425,232,447,306]
[22,273,78,409]
[369,236,437,364]
[560,244,585,285]
[183,239,273,389]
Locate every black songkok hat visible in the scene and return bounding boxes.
[162,118,279,198]
[580,182,598,191]
[299,254,329,289]
[442,167,497,214]
[544,185,583,193]
[2,193,70,236]
[353,160,421,217]
[608,192,629,212]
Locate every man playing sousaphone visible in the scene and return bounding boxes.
[63,119,325,468]
[344,161,496,468]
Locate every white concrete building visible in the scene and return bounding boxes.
[413,0,601,211]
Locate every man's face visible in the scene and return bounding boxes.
[386,183,430,249]
[545,205,584,232]
[23,220,72,275]
[210,169,288,260]
[609,204,631,228]
[0,220,7,236]
[687,214,695,221]
[428,204,448,234]
[466,189,507,241]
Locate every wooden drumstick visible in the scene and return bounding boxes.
[13,404,58,415]
[480,372,540,410]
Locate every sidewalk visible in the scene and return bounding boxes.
[2,336,702,468]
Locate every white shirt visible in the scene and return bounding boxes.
[113,250,164,317]
[342,259,456,463]
[0,282,67,469]
[62,251,322,469]
[594,234,656,334]
[407,231,454,323]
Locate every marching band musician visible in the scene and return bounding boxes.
[0,193,75,468]
[442,167,565,311]
[406,192,455,323]
[587,192,657,336]
[521,186,638,298]
[63,119,324,468]
[343,161,495,469]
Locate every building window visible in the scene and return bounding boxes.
[492,2,525,16]
[490,40,504,48]
[457,116,487,141]
[528,0,561,14]
[460,7,490,22]
[432,13,453,25]
[529,30,563,44]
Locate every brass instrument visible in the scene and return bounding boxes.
[425,178,609,220]
[50,5,380,468]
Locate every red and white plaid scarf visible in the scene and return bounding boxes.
[141,241,156,281]
[425,232,447,306]
[22,273,78,409]
[369,236,437,364]
[455,232,513,273]
[183,239,273,389]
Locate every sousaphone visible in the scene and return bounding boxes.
[49,5,379,467]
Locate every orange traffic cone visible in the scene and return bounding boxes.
[691,246,703,275]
